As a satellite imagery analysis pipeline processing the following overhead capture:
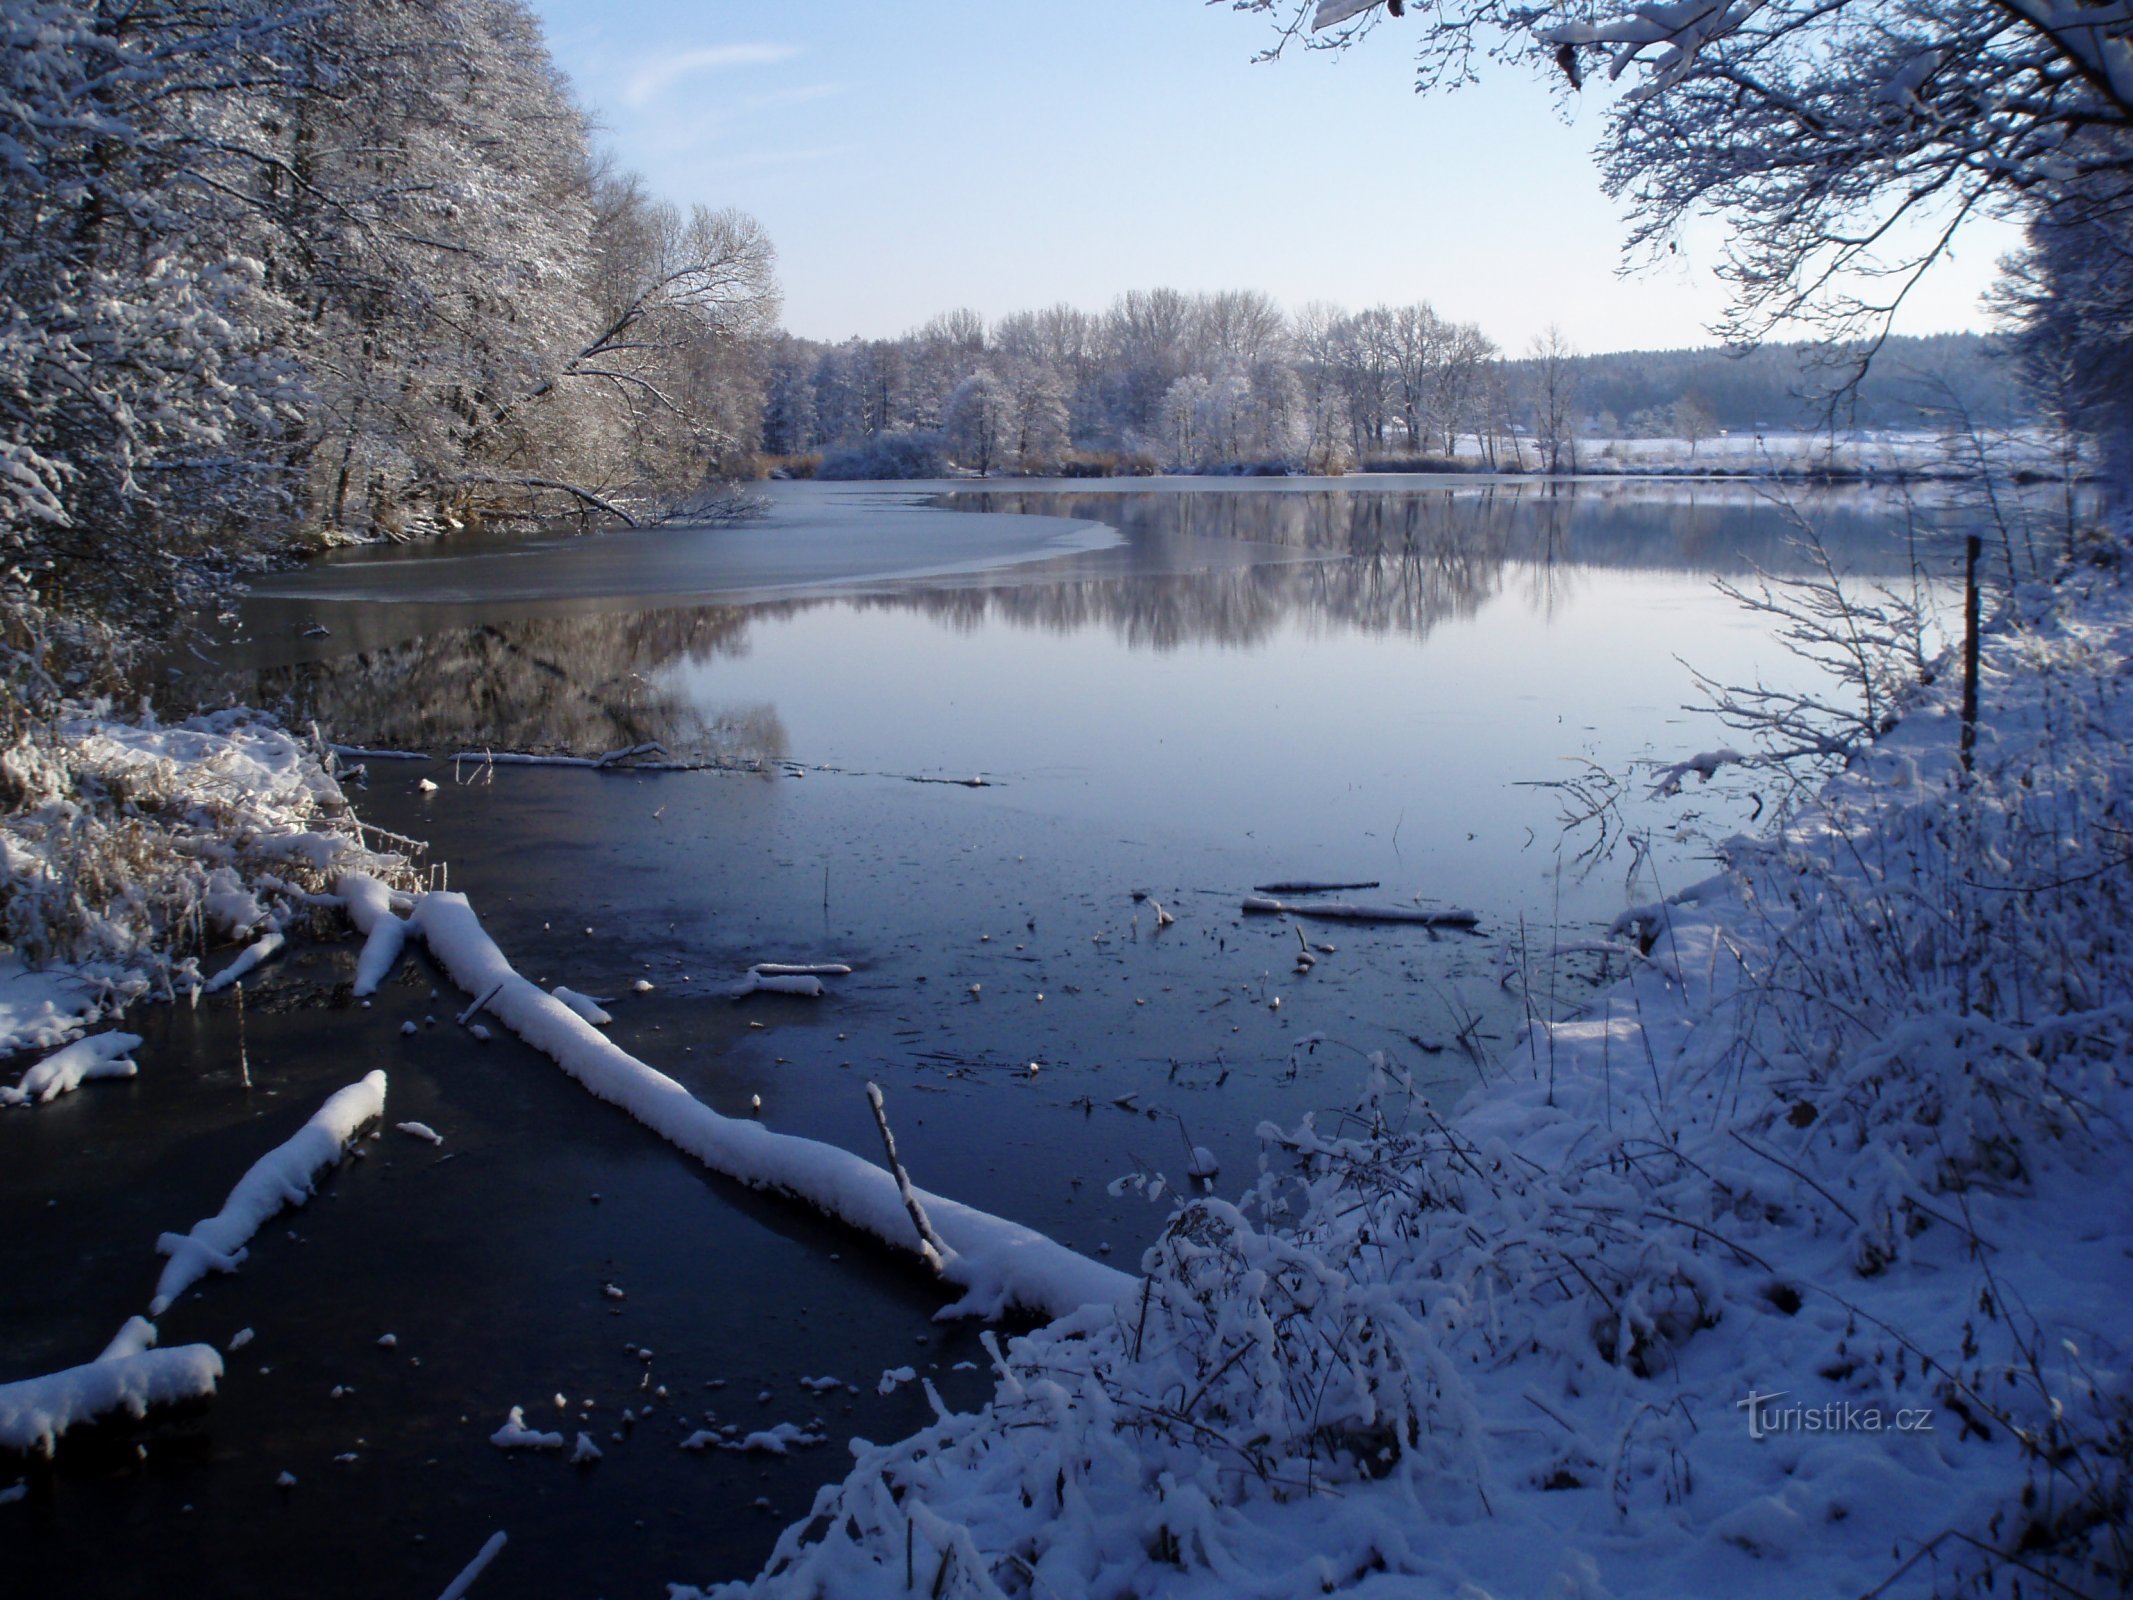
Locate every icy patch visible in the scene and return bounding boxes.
[875,1367,916,1396]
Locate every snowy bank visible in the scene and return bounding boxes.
[691,552,2133,1597]
[339,880,1131,1321]
[2,710,416,1052]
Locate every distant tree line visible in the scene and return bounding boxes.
[758,298,2023,477]
[1529,334,2025,439]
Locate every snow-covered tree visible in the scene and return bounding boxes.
[0,0,305,656]
[1006,362,1073,470]
[1242,0,2133,364]
[1526,324,1579,474]
[943,369,1014,475]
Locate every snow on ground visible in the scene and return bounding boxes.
[150,1072,389,1315]
[1,709,415,1054]
[0,959,140,1056]
[686,548,2133,1597]
[337,878,1133,1321]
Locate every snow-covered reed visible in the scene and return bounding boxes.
[1,710,419,1045]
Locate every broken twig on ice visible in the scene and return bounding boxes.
[865,1083,952,1276]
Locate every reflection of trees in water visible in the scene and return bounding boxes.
[875,537,1511,652]
[254,484,1932,747]
[258,608,790,762]
[953,482,1928,577]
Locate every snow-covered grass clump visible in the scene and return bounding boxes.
[695,550,2133,1597]
[0,709,417,1051]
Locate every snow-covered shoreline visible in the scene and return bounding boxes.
[682,551,2133,1597]
[0,709,417,1059]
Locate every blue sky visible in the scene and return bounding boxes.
[526,0,2017,354]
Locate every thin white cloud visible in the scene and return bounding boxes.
[621,43,799,109]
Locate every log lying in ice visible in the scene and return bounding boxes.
[1242,895,1480,928]
[437,1531,509,1600]
[366,880,1131,1321]
[201,928,285,994]
[331,744,432,762]
[445,742,667,770]
[149,1072,389,1315]
[749,963,853,978]
[340,874,409,997]
[0,1324,223,1457]
[1251,880,1381,894]
[0,1031,142,1107]
[737,972,824,999]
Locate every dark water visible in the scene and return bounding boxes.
[7,477,1957,1596]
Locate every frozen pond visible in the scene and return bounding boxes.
[9,477,1954,1596]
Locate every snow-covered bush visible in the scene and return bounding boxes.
[815,431,950,481]
[0,711,417,988]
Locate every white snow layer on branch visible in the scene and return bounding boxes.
[149,1072,388,1315]
[340,874,409,997]
[1241,895,1479,926]
[1312,0,1382,28]
[749,963,853,978]
[550,986,612,1026]
[362,884,1130,1320]
[0,1031,141,1107]
[436,1531,509,1600]
[97,1317,160,1364]
[736,971,823,999]
[200,927,285,994]
[0,1327,223,1457]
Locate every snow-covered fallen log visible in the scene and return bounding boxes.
[736,972,823,999]
[368,882,1129,1320]
[749,963,852,978]
[331,744,432,761]
[436,1531,508,1600]
[200,927,286,993]
[0,1330,223,1457]
[1250,880,1379,894]
[340,874,409,997]
[149,1072,388,1315]
[0,1031,141,1107]
[1241,895,1479,927]
[446,742,666,770]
